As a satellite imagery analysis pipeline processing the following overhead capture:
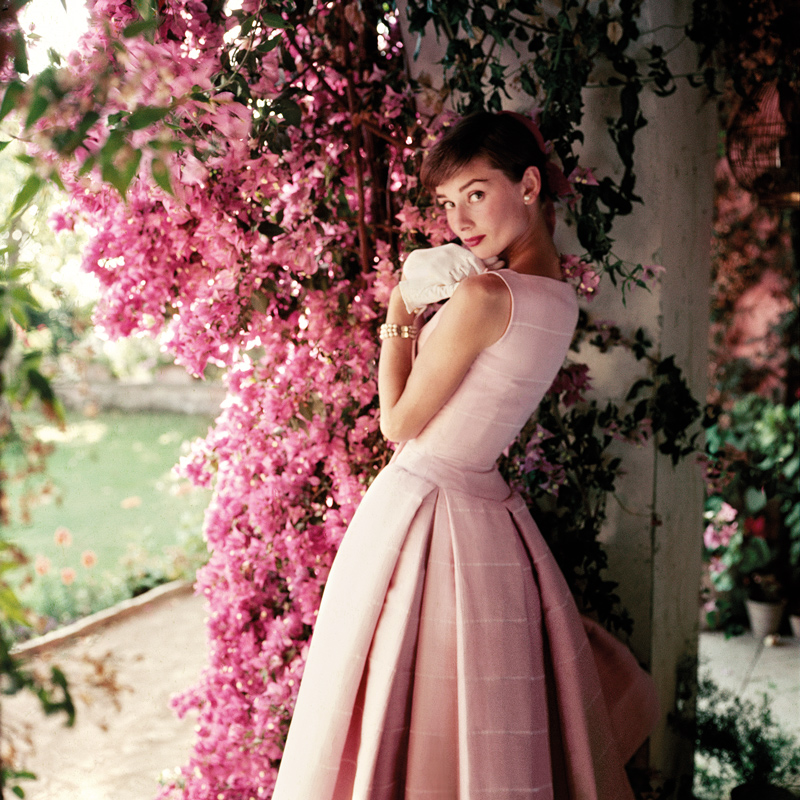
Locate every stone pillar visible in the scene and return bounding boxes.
[398,0,716,790]
[582,1,716,785]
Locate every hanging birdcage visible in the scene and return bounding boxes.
[727,81,800,208]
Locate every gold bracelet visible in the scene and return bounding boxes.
[379,323,418,340]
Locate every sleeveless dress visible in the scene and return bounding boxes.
[272,269,660,800]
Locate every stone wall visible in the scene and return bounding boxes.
[55,366,226,417]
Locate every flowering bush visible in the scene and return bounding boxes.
[709,154,797,406]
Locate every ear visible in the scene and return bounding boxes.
[521,165,543,204]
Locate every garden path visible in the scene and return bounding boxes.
[4,585,207,800]
[3,587,799,799]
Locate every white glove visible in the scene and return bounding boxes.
[398,243,502,314]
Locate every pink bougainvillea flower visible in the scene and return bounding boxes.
[567,165,599,186]
[716,502,737,523]
[709,556,725,576]
[641,264,666,283]
[395,201,425,233]
[626,417,653,447]
[704,521,735,550]
[548,362,591,407]
[54,527,72,547]
[560,254,600,300]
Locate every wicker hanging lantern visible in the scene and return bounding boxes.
[727,80,800,208]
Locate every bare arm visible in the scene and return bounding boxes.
[379,273,511,442]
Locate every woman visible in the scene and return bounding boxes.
[272,112,659,800]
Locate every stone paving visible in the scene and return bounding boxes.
[698,628,800,740]
[3,586,206,800]
[3,589,799,800]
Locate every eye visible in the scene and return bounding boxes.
[438,199,455,210]
[468,190,485,203]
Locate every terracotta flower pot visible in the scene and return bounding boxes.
[745,598,786,639]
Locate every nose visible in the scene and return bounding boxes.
[450,204,473,234]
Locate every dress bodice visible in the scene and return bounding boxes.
[395,269,578,473]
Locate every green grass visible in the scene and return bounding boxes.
[4,410,214,628]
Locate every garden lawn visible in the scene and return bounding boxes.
[6,410,213,625]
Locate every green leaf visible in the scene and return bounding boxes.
[0,81,25,125]
[0,585,30,627]
[261,11,293,29]
[126,105,171,130]
[49,170,66,192]
[133,0,156,19]
[0,140,10,152]
[257,220,284,237]
[8,174,43,219]
[150,157,173,195]
[122,17,161,38]
[255,35,282,54]
[51,110,100,155]
[24,91,50,129]
[273,98,302,127]
[13,29,29,75]
[10,284,40,309]
[26,367,56,403]
[10,303,29,328]
[78,155,96,177]
[101,148,142,198]
[744,486,767,514]
[739,537,771,573]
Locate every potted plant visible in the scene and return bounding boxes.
[702,500,775,634]
[673,671,800,800]
[703,397,799,636]
[744,571,787,639]
[791,610,800,640]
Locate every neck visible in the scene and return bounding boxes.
[503,219,562,280]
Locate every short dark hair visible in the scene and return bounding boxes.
[420,112,551,198]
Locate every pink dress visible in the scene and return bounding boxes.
[272,270,660,800]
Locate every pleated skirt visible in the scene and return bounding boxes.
[271,452,659,800]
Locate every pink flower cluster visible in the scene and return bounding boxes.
[703,502,738,551]
[30,4,429,797]
[522,425,568,496]
[23,3,626,796]
[561,254,600,300]
[548,362,591,407]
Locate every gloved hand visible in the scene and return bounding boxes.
[397,243,502,314]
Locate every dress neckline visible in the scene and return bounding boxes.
[496,268,571,288]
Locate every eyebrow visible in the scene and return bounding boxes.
[435,177,489,201]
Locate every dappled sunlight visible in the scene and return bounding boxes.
[35,419,108,445]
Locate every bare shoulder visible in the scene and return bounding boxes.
[450,271,510,315]
[441,272,511,347]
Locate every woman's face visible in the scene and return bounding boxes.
[434,157,536,263]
